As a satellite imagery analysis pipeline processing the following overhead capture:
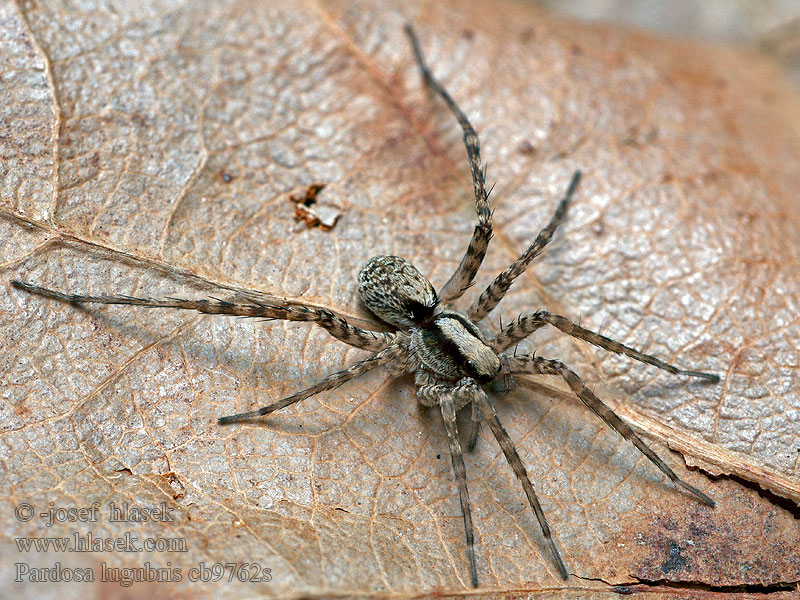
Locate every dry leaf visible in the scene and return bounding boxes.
[2,0,799,598]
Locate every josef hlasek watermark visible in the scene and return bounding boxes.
[12,501,271,586]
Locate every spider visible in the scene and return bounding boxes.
[11,24,719,587]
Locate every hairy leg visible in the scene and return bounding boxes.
[415,373,482,450]
[416,373,483,585]
[469,171,581,321]
[473,388,569,580]
[415,370,478,408]
[219,344,404,423]
[504,354,715,506]
[440,391,479,587]
[466,401,481,452]
[11,280,393,352]
[405,24,492,304]
[492,309,718,382]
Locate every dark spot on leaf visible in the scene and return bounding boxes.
[516,140,536,156]
[612,586,634,594]
[520,27,536,44]
[219,171,234,183]
[620,125,658,148]
[660,541,689,574]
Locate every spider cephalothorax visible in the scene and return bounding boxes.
[11,24,720,587]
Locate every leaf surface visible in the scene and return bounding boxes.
[2,0,799,597]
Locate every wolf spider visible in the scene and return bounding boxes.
[11,24,719,587]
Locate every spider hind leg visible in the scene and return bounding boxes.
[469,170,582,321]
[10,280,393,352]
[404,24,493,305]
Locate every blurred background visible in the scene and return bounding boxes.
[533,0,800,87]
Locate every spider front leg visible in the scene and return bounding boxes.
[11,280,392,352]
[492,309,719,382]
[472,388,569,580]
[466,402,481,452]
[469,171,582,321]
[415,372,482,452]
[504,354,715,506]
[440,391,479,587]
[415,371,481,586]
[415,370,479,408]
[405,25,492,304]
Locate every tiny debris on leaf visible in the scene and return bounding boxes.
[289,183,343,230]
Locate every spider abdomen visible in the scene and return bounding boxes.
[358,255,439,328]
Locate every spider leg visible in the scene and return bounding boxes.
[11,280,392,352]
[469,171,581,321]
[466,401,481,452]
[473,388,569,580]
[405,24,492,304]
[415,372,480,585]
[440,391,479,587]
[415,370,476,408]
[414,370,448,407]
[492,309,719,382]
[415,371,481,451]
[504,354,715,506]
[219,343,404,423]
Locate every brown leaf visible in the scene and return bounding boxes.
[2,0,799,597]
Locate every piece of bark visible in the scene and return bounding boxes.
[1,0,799,597]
